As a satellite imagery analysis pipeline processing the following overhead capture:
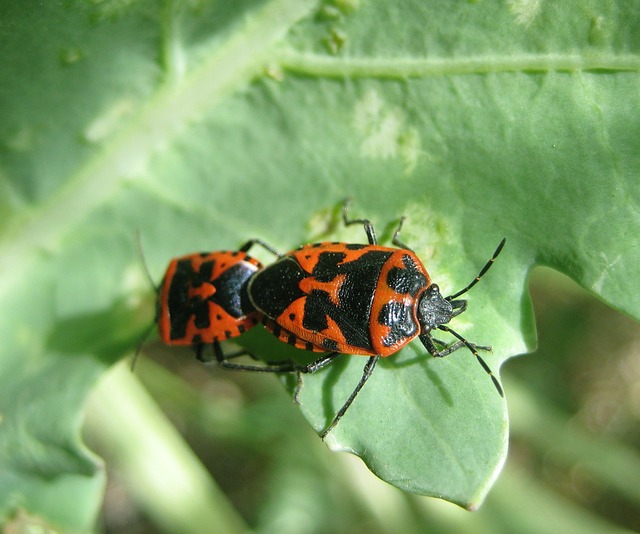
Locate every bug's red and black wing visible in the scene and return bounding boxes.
[158,251,262,345]
[249,243,426,356]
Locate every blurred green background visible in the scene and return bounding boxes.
[84,267,640,533]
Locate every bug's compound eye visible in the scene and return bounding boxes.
[418,284,454,329]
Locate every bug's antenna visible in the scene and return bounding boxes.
[135,230,159,294]
[446,238,506,301]
[438,324,504,397]
[132,231,159,371]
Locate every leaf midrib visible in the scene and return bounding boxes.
[0,0,316,291]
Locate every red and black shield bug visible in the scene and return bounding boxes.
[248,201,506,438]
[154,240,299,374]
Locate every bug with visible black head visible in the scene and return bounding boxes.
[247,200,506,438]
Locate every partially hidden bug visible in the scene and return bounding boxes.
[247,201,506,438]
[155,240,299,374]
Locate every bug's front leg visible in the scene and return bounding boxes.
[420,333,491,358]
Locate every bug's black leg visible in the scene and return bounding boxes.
[425,327,503,397]
[292,352,342,403]
[212,342,300,373]
[430,337,492,356]
[320,355,379,439]
[342,199,377,245]
[449,299,468,319]
[195,343,207,362]
[299,352,342,373]
[290,350,379,440]
[222,347,261,362]
[391,216,413,251]
[238,239,283,258]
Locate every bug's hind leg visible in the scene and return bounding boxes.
[319,355,379,439]
[211,342,300,373]
[342,199,377,245]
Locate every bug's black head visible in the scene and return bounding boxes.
[417,284,463,332]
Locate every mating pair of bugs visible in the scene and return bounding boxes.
[151,201,505,438]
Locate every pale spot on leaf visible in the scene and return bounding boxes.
[507,0,542,26]
[353,90,422,175]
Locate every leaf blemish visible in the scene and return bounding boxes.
[323,27,348,54]
[352,90,422,174]
[588,16,607,46]
[507,0,542,26]
[592,253,621,293]
[59,47,85,66]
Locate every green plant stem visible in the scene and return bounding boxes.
[85,363,249,534]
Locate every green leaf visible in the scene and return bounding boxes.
[1,0,639,528]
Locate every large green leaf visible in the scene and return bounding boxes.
[1,0,638,529]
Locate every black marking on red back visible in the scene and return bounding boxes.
[251,249,394,352]
[378,254,428,348]
[387,254,428,297]
[378,301,418,348]
[167,257,256,341]
[249,257,307,317]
